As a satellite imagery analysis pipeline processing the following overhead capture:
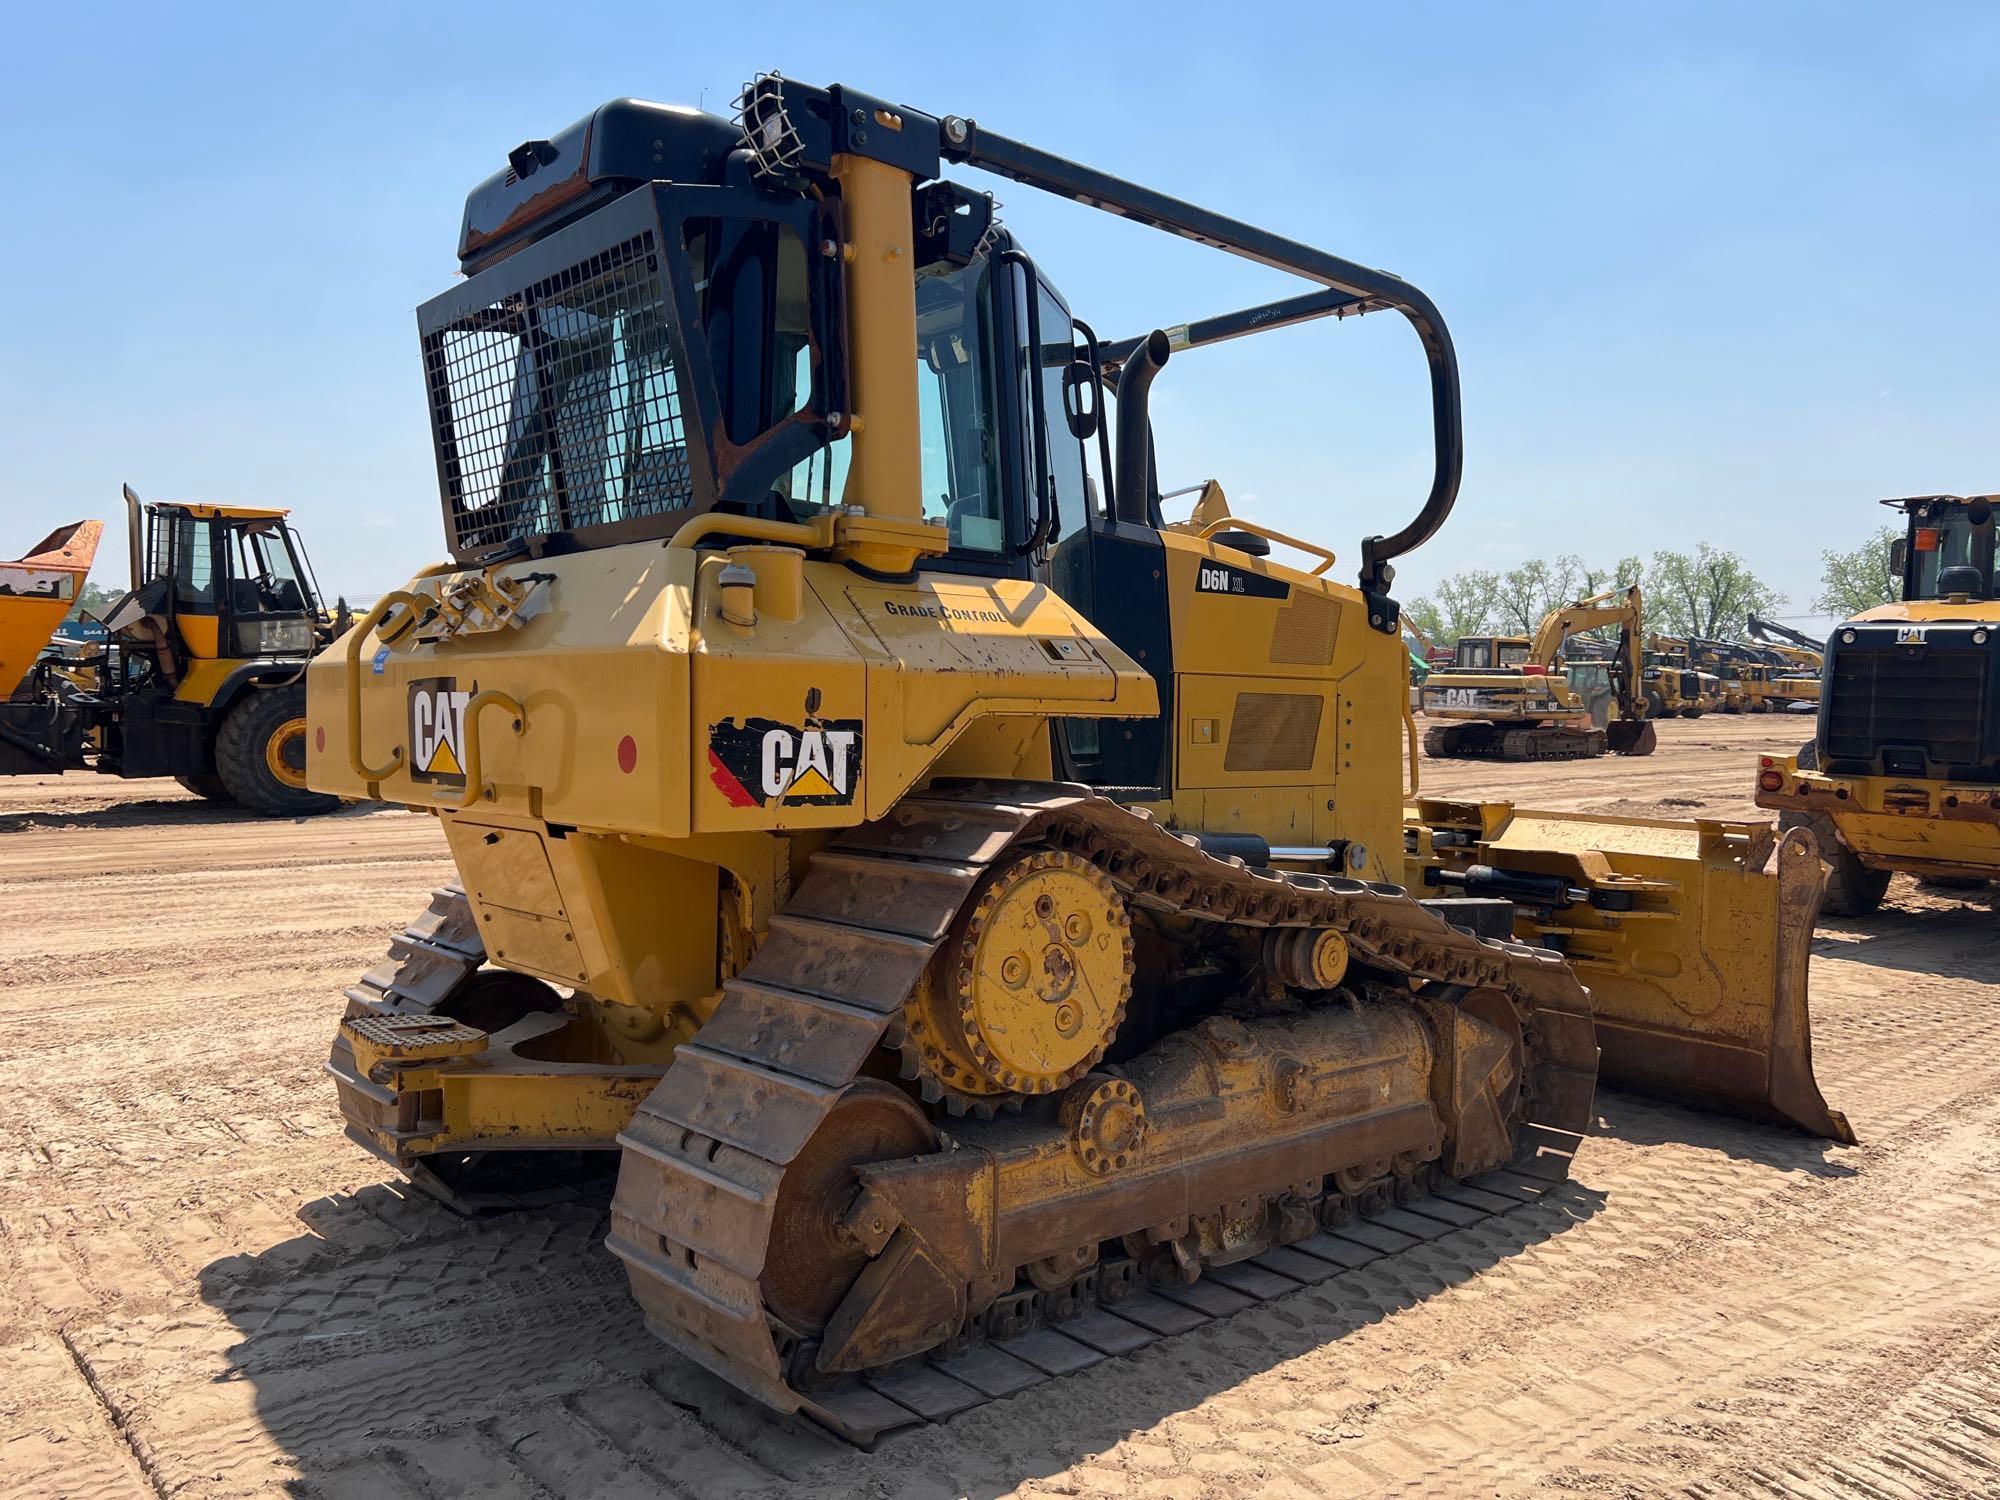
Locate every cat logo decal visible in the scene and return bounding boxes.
[707,716,862,808]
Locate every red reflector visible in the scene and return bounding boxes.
[1759,756,1773,767]
[1914,527,1942,552]
[617,735,638,774]
[1758,771,1784,793]
[315,726,326,754]
[1520,663,1546,675]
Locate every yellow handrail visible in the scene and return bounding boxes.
[670,508,838,553]
[433,690,527,810]
[1197,517,1337,576]
[344,590,429,783]
[1402,685,1421,800]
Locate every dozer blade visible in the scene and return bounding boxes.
[1410,800,1853,1143]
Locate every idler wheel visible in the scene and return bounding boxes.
[761,1082,935,1334]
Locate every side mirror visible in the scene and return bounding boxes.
[1061,359,1099,440]
[1889,537,1907,577]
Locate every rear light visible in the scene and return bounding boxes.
[1759,756,1773,767]
[1521,663,1546,676]
[1914,527,1941,552]
[1757,770,1784,793]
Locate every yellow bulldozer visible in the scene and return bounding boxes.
[1,487,338,814]
[309,79,1848,1443]
[1757,493,1999,913]
[1418,586,1655,760]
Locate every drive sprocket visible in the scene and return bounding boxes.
[898,848,1133,1114]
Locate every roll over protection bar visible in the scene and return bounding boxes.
[936,117,1463,603]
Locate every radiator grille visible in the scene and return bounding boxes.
[422,230,690,556]
[1824,646,1986,765]
[1269,591,1339,666]
[1224,692,1322,772]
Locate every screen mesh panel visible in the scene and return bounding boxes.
[423,231,690,556]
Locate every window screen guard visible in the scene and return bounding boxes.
[417,184,846,563]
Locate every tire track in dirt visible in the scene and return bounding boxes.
[5,727,1999,1498]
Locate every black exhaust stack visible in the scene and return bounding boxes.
[1113,329,1171,524]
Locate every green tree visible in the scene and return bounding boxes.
[1405,568,1500,646]
[1647,543,1783,640]
[62,582,119,626]
[1814,526,1900,618]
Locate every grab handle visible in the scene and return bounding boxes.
[1197,517,1336,576]
[344,590,428,783]
[432,690,527,810]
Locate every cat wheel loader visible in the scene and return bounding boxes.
[1418,587,1655,760]
[2,488,338,814]
[1757,494,2000,914]
[310,79,1848,1444]
[1642,637,1722,719]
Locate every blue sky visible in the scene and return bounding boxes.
[3,3,1995,628]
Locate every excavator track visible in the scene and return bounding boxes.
[608,780,1601,1445]
[1424,721,1607,761]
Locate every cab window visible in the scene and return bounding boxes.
[172,515,219,609]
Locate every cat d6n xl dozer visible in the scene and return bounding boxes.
[309,80,1849,1444]
[1757,494,2000,914]
[1419,586,1656,760]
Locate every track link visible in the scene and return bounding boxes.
[608,780,1601,1443]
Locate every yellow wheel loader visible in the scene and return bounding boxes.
[0,487,338,815]
[1418,586,1656,759]
[1642,636,1722,719]
[310,79,1848,1444]
[1756,494,2000,914]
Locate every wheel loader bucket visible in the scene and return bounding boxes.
[1,520,103,697]
[1409,800,1854,1143]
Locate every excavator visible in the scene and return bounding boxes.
[1417,586,1655,760]
[308,79,1848,1443]
[2,487,338,814]
[1745,613,1824,711]
[1757,494,2000,913]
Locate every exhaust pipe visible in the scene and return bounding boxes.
[1113,330,1171,524]
[121,484,144,591]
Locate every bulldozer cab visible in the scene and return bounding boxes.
[129,500,321,663]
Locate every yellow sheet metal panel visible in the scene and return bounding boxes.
[313,541,1153,837]
[1176,674,1329,789]
[307,543,692,838]
[171,656,250,706]
[173,613,222,659]
[0,520,102,697]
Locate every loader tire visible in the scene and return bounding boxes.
[1781,808,1888,917]
[1645,689,1667,719]
[215,682,338,817]
[1680,705,1702,719]
[175,773,235,803]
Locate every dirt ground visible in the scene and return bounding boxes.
[6,713,1999,1500]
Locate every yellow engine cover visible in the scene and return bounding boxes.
[306,541,1156,838]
